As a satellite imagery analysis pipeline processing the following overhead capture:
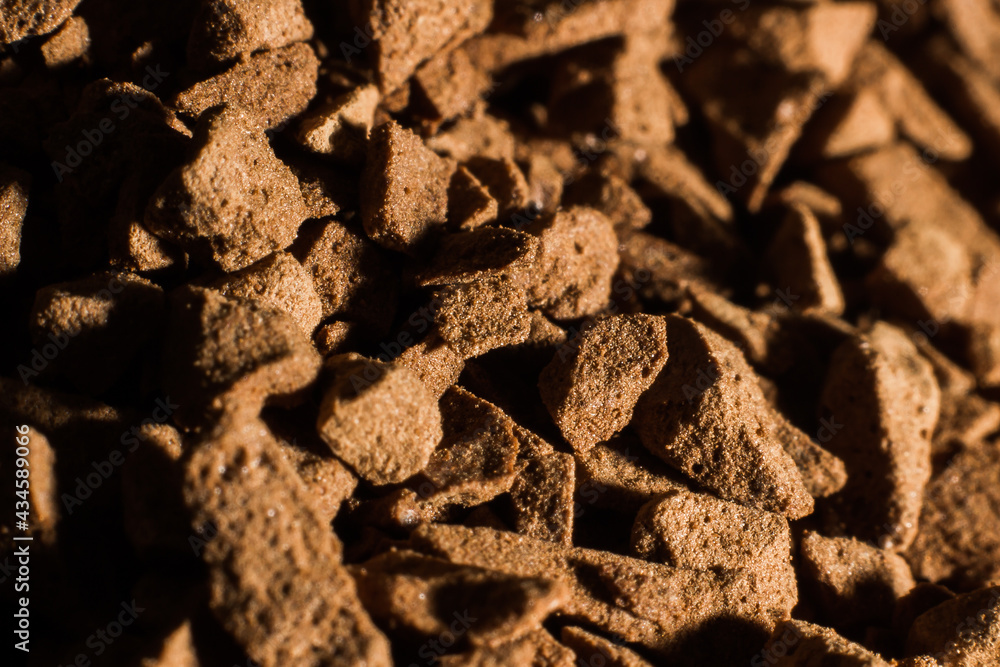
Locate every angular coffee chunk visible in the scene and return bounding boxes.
[539,314,668,452]
[351,550,568,647]
[818,323,940,550]
[800,531,915,628]
[434,276,532,359]
[210,251,323,335]
[164,286,320,426]
[174,43,319,130]
[561,626,654,667]
[146,106,309,272]
[634,315,814,519]
[906,587,1000,666]
[295,85,379,164]
[360,121,452,254]
[906,438,1000,588]
[526,207,618,320]
[184,415,391,666]
[761,620,892,666]
[187,0,314,67]
[0,0,82,44]
[361,0,493,92]
[0,165,28,276]
[411,524,795,661]
[316,353,442,485]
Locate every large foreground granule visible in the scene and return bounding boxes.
[634,315,814,519]
[145,106,309,272]
[183,416,392,666]
[818,322,940,550]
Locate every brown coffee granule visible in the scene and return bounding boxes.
[763,620,892,666]
[800,531,915,629]
[634,315,814,519]
[361,120,453,254]
[40,14,89,68]
[563,171,652,236]
[765,204,845,316]
[770,410,847,499]
[184,415,392,666]
[447,165,499,231]
[574,435,686,514]
[145,106,309,272]
[464,156,531,219]
[275,435,358,525]
[29,271,166,394]
[139,621,198,667]
[416,226,540,288]
[906,587,1000,665]
[726,3,876,88]
[425,110,516,163]
[410,523,794,660]
[637,144,733,226]
[560,626,653,667]
[618,231,722,307]
[905,438,1000,588]
[682,46,828,213]
[915,337,1000,456]
[526,207,619,320]
[631,489,792,578]
[361,0,493,93]
[417,386,520,509]
[0,0,82,44]
[163,286,321,427]
[295,85,379,163]
[316,353,442,485]
[539,314,668,452]
[923,35,1000,164]
[434,276,532,359]
[351,387,522,530]
[174,42,319,130]
[510,446,575,546]
[0,164,29,276]
[413,47,492,128]
[210,251,323,335]
[313,320,356,357]
[818,322,940,550]
[187,0,313,68]
[683,284,775,366]
[394,336,464,398]
[435,629,564,667]
[293,218,397,331]
[351,549,569,648]
[121,423,188,557]
[766,181,844,220]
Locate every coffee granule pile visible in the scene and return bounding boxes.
[2,0,1000,665]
